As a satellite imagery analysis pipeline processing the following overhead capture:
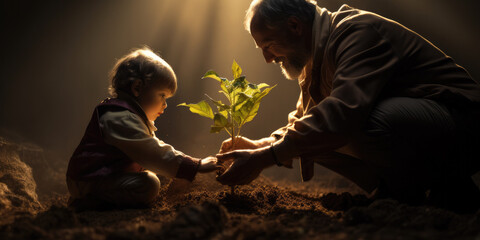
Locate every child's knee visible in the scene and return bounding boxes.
[142,171,161,202]
[102,171,161,207]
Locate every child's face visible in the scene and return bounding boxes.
[137,84,173,121]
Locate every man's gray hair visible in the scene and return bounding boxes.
[244,0,318,33]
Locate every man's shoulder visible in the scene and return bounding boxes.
[330,4,392,31]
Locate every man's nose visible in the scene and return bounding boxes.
[163,102,167,109]
[262,49,275,63]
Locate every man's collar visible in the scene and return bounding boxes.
[309,4,359,77]
[298,5,331,86]
[311,5,332,73]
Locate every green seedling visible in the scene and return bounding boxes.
[178,60,275,193]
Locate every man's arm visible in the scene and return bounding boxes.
[270,93,304,140]
[272,23,400,165]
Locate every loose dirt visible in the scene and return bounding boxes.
[1,172,480,240]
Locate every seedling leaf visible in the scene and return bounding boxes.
[202,70,222,82]
[178,101,214,119]
[232,60,242,79]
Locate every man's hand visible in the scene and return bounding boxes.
[216,147,275,185]
[197,156,221,173]
[219,136,276,153]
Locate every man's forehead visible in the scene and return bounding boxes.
[250,16,274,48]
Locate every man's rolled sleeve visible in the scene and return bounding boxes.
[271,136,297,168]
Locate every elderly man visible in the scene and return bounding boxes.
[216,0,480,211]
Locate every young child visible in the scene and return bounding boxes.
[66,47,218,210]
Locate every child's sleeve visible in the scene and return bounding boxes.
[99,110,200,181]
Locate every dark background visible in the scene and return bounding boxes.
[1,0,479,178]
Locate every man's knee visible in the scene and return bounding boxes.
[365,97,455,138]
[364,97,459,168]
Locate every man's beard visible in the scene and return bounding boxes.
[277,49,309,80]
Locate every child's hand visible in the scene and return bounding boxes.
[198,156,220,173]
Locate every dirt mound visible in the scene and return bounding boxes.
[18,143,67,198]
[0,137,42,217]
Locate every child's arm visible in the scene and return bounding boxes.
[99,110,202,181]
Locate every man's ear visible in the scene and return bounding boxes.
[287,16,303,36]
[131,79,143,97]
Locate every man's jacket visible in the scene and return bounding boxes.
[270,5,480,189]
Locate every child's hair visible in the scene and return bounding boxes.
[108,47,177,97]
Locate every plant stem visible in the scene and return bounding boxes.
[228,85,237,194]
[230,109,236,149]
[231,123,235,149]
[224,128,232,136]
[236,125,242,139]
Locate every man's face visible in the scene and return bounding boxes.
[250,15,310,80]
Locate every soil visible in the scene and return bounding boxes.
[1,171,480,240]
[0,136,479,240]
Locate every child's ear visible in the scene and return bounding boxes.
[131,79,143,97]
